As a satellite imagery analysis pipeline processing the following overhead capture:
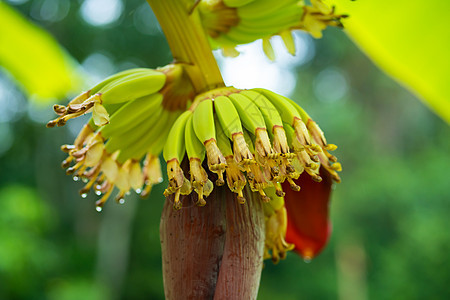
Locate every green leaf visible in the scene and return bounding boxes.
[0,3,82,103]
[331,0,450,123]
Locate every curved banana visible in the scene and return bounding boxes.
[163,110,193,209]
[240,90,291,157]
[215,115,247,204]
[97,69,166,105]
[223,0,256,8]
[124,110,180,163]
[253,88,318,157]
[99,93,163,139]
[185,113,212,205]
[47,69,166,128]
[228,92,276,163]
[192,98,226,185]
[214,95,254,166]
[242,129,271,202]
[89,68,151,95]
[237,0,298,20]
[104,104,165,156]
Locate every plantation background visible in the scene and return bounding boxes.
[0,0,449,299]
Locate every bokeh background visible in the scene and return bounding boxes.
[1,0,449,299]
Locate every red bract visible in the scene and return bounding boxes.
[282,168,332,261]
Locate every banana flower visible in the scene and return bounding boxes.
[48,0,344,298]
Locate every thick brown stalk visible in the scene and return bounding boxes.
[160,185,265,299]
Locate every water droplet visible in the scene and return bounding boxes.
[95,190,102,196]
[303,257,312,263]
[81,193,88,198]
[73,176,80,181]
[118,198,125,204]
[125,191,130,196]
[95,184,102,190]
[82,177,88,183]
[135,188,142,194]
[96,206,102,212]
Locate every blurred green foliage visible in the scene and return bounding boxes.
[0,1,449,299]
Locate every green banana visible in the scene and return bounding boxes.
[223,0,256,8]
[185,113,211,205]
[97,69,166,104]
[193,98,226,185]
[99,93,163,138]
[238,7,302,31]
[254,88,314,150]
[104,104,165,155]
[214,95,254,165]
[242,129,271,202]
[89,68,151,95]
[228,92,276,162]
[127,110,180,162]
[162,110,193,209]
[241,90,291,156]
[215,115,247,204]
[163,110,191,164]
[237,0,298,20]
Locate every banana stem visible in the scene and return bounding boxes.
[146,0,224,94]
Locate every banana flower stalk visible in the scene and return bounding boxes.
[47,0,344,298]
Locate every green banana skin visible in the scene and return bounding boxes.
[237,0,298,19]
[163,110,193,163]
[241,90,283,130]
[213,95,244,139]
[185,114,206,161]
[99,93,163,139]
[223,0,256,8]
[120,110,180,163]
[193,98,216,143]
[228,93,267,134]
[97,70,166,104]
[104,104,166,157]
[89,68,152,95]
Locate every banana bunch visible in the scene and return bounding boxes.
[162,86,341,210]
[48,64,195,211]
[197,0,347,60]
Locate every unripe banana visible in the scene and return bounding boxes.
[163,110,191,164]
[228,92,276,163]
[253,88,317,157]
[104,104,165,156]
[89,68,151,95]
[185,113,210,205]
[242,90,296,189]
[214,95,254,166]
[223,0,256,8]
[241,90,292,157]
[163,110,193,209]
[215,116,247,204]
[242,130,271,202]
[274,91,339,167]
[238,0,298,20]
[193,98,226,185]
[97,70,166,105]
[99,93,163,139]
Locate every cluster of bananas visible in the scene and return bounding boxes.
[198,0,347,60]
[162,86,341,210]
[47,65,194,211]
